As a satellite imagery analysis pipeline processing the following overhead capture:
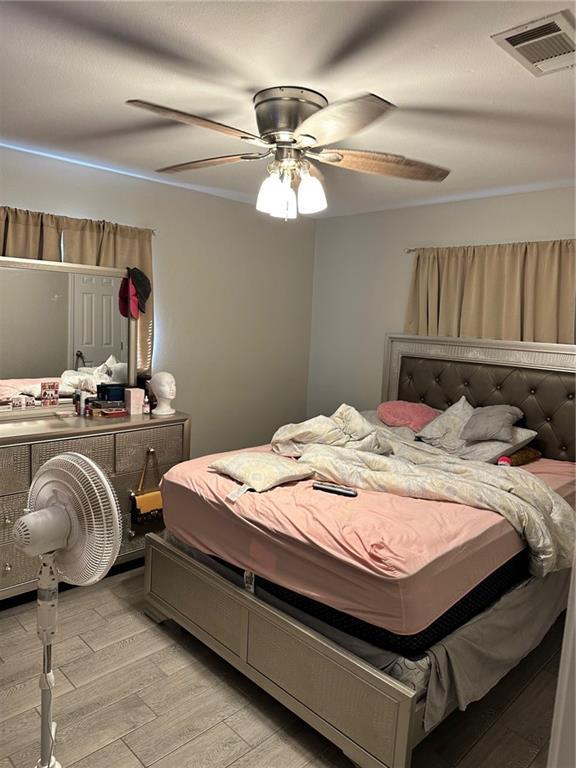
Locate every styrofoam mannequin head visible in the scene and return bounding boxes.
[150,371,176,416]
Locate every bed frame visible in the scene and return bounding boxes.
[144,335,576,768]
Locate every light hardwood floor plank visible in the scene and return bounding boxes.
[528,742,550,768]
[109,570,145,601]
[48,658,167,730]
[69,739,143,768]
[0,565,563,768]
[146,631,210,676]
[0,708,40,759]
[0,610,102,660]
[1,668,73,723]
[16,589,127,632]
[124,683,247,766]
[59,626,172,687]
[0,636,91,690]
[137,658,218,715]
[225,722,330,768]
[455,721,539,768]
[80,610,155,652]
[225,689,297,748]
[10,694,155,768]
[150,722,251,768]
[301,743,358,768]
[0,618,27,650]
[500,669,558,748]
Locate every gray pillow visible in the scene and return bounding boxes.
[458,427,537,463]
[461,404,524,443]
[416,396,474,453]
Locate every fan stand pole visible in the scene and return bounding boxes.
[36,553,62,768]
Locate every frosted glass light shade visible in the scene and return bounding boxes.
[256,172,283,213]
[297,171,327,214]
[269,177,297,220]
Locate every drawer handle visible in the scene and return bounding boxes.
[3,563,12,573]
[3,518,12,526]
[128,529,136,539]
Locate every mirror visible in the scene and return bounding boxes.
[0,259,133,416]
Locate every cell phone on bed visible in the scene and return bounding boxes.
[313,481,358,497]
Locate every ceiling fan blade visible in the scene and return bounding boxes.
[127,100,267,146]
[157,153,269,174]
[308,149,450,182]
[294,93,395,147]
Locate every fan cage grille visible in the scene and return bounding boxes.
[28,453,122,586]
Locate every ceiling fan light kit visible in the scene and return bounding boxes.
[127,85,450,220]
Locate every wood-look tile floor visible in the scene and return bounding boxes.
[0,566,561,768]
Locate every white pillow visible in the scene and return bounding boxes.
[457,427,538,463]
[416,396,474,453]
[210,451,312,495]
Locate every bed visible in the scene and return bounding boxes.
[144,335,575,768]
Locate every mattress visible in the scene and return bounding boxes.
[161,446,566,639]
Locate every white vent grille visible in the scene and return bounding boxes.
[492,10,575,77]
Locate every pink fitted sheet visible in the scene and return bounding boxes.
[161,449,576,635]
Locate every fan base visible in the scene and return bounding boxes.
[253,86,327,141]
[36,759,61,768]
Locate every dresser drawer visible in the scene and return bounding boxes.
[0,542,38,590]
[31,435,114,475]
[112,467,172,557]
[0,445,30,495]
[0,494,27,546]
[115,425,184,474]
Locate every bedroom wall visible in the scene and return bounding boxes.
[0,147,316,456]
[307,187,576,416]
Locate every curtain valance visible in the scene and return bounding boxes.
[1,206,154,371]
[404,239,576,344]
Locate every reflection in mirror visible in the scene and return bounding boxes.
[0,265,129,410]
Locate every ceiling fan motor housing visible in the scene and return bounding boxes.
[253,86,328,142]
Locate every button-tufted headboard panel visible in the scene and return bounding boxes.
[383,336,576,463]
[397,358,575,461]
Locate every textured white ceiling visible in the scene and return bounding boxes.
[0,1,574,216]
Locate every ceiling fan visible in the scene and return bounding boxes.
[127,86,450,219]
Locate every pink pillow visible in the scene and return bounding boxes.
[377,400,439,432]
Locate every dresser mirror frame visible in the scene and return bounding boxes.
[0,256,137,421]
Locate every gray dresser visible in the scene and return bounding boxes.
[0,411,190,600]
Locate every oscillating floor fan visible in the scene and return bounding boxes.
[13,452,122,768]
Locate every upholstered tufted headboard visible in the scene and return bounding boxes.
[382,335,576,462]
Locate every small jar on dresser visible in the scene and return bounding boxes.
[0,411,190,600]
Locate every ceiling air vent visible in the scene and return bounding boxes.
[492,10,575,76]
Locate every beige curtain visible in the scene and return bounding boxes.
[61,218,154,372]
[1,206,154,372]
[0,207,61,261]
[405,240,576,343]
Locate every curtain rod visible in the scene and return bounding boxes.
[405,238,573,254]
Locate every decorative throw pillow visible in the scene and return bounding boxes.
[461,404,523,443]
[457,427,538,463]
[377,400,439,432]
[508,446,542,466]
[416,396,474,453]
[210,451,312,499]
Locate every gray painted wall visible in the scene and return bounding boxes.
[0,147,316,456]
[307,187,576,416]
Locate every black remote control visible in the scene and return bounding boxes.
[313,481,358,497]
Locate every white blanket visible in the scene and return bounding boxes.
[272,405,575,577]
